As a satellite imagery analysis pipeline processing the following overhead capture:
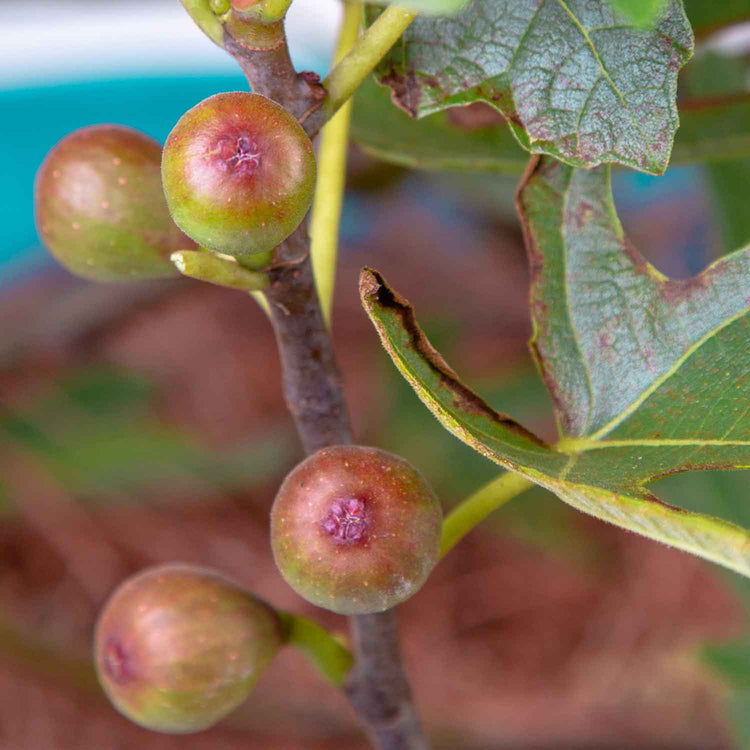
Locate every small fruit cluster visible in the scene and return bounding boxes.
[37,69,443,737]
[94,446,442,734]
[35,92,315,281]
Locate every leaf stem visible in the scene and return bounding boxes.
[322,6,417,120]
[250,290,272,318]
[170,249,269,292]
[180,0,225,47]
[279,611,354,687]
[440,472,533,557]
[310,2,362,327]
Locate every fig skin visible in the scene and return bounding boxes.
[161,92,316,258]
[94,564,283,734]
[271,445,442,615]
[35,125,193,281]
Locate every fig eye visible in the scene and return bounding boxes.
[271,445,442,615]
[217,135,262,174]
[322,497,369,544]
[103,637,132,684]
[94,564,283,734]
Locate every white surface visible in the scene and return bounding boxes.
[706,21,750,55]
[0,0,341,88]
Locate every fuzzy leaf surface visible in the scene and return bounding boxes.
[360,158,750,574]
[373,0,693,173]
[519,157,750,446]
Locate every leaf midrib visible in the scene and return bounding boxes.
[561,438,750,451]
[582,304,749,442]
[554,0,655,165]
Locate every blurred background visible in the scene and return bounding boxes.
[1,1,750,748]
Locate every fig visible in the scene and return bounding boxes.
[94,564,283,734]
[35,125,193,281]
[270,445,442,615]
[161,92,316,258]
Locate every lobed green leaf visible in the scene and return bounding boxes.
[371,0,693,173]
[359,155,750,576]
[519,157,750,444]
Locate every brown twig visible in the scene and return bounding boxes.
[347,612,429,750]
[222,26,325,134]
[264,224,352,452]
[265,226,428,750]
[230,15,430,750]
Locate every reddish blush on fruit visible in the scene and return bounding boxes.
[94,563,283,734]
[161,92,316,259]
[35,125,193,281]
[271,445,442,615]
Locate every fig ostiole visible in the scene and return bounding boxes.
[35,125,194,282]
[94,563,283,734]
[161,92,316,258]
[270,445,442,615]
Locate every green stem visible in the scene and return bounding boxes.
[250,290,272,318]
[235,0,294,23]
[439,472,533,558]
[170,248,272,316]
[180,0,225,47]
[310,2,362,327]
[279,612,354,687]
[322,5,417,120]
[171,249,270,292]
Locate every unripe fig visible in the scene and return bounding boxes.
[270,445,442,615]
[94,564,283,734]
[35,125,193,281]
[161,92,316,258]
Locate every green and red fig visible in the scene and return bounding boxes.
[161,92,316,258]
[271,445,442,615]
[94,564,283,734]
[35,125,193,281]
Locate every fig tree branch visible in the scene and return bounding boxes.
[224,10,430,750]
[264,224,353,452]
[180,1,325,123]
[347,612,429,750]
[223,27,325,123]
[181,0,416,138]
